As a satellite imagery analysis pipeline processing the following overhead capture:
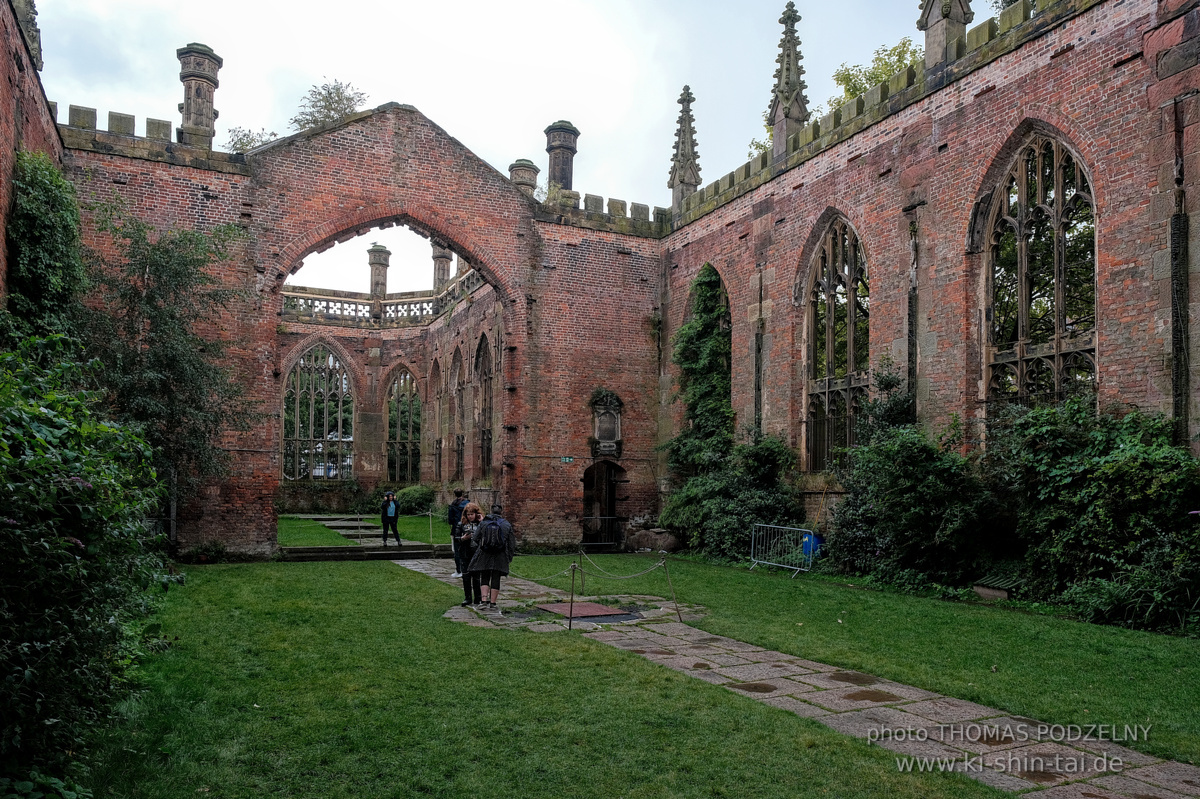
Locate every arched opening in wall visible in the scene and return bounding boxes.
[387,369,421,485]
[430,360,443,482]
[449,348,466,482]
[285,223,471,295]
[985,136,1096,410]
[282,343,354,480]
[581,461,627,549]
[804,217,869,472]
[674,263,732,474]
[475,335,494,484]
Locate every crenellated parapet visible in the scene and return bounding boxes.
[52,102,248,175]
[536,189,669,238]
[675,0,1094,228]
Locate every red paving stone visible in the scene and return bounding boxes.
[537,601,630,618]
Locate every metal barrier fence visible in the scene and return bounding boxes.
[750,524,820,577]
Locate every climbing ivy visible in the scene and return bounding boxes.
[2,150,85,343]
[660,263,800,557]
[666,263,733,476]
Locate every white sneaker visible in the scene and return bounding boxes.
[451,572,462,578]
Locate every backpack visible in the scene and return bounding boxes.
[477,517,512,554]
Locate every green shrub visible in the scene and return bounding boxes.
[0,770,92,799]
[2,150,85,343]
[0,337,164,776]
[984,399,1200,598]
[824,423,992,584]
[351,484,436,516]
[660,434,801,559]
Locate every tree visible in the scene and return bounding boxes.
[83,204,256,544]
[992,0,1020,10]
[223,126,277,153]
[822,36,923,112]
[748,37,923,158]
[289,78,368,131]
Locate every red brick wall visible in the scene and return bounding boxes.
[0,0,62,300]
[44,0,1200,554]
[661,0,1199,458]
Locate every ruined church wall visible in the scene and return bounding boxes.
[663,0,1198,453]
[60,146,283,553]
[0,0,61,300]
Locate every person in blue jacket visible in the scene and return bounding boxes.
[381,491,401,546]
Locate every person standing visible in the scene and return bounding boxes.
[380,491,401,546]
[454,502,484,607]
[466,506,515,612]
[447,489,469,577]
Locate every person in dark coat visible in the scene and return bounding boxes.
[466,506,515,612]
[453,502,483,607]
[380,491,401,546]
[447,489,468,577]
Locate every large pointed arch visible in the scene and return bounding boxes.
[449,346,466,481]
[281,340,357,481]
[382,361,422,485]
[475,333,494,482]
[799,212,870,471]
[973,123,1098,409]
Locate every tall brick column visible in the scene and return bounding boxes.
[176,43,222,149]
[545,120,580,191]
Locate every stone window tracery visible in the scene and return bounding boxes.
[282,344,354,480]
[387,369,421,485]
[450,349,465,481]
[987,136,1096,406]
[430,361,443,482]
[806,218,869,472]
[475,336,493,482]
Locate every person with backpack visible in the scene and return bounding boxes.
[447,490,469,577]
[465,505,515,612]
[453,502,483,607]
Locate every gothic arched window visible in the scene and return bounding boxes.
[450,348,465,481]
[430,360,443,481]
[475,336,494,482]
[807,218,869,471]
[387,369,421,485]
[987,136,1096,406]
[282,344,354,480]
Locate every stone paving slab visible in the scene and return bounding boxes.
[1091,773,1196,798]
[395,559,1177,797]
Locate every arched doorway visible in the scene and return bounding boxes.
[581,461,627,549]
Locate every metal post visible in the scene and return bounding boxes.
[568,562,577,631]
[663,556,683,624]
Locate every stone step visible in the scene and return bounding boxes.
[282,544,453,563]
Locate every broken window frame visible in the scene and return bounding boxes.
[986,136,1097,409]
[281,344,354,480]
[806,218,869,472]
[386,368,421,485]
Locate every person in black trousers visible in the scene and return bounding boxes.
[454,503,483,606]
[380,491,401,546]
[447,489,468,577]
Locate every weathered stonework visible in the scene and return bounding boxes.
[1,0,1197,553]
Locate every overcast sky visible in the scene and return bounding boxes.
[38,0,930,292]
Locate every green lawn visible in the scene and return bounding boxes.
[277,515,453,547]
[368,513,453,544]
[276,515,357,547]
[88,562,1003,799]
[522,554,1200,765]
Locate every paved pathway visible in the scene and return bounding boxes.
[397,559,1200,798]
